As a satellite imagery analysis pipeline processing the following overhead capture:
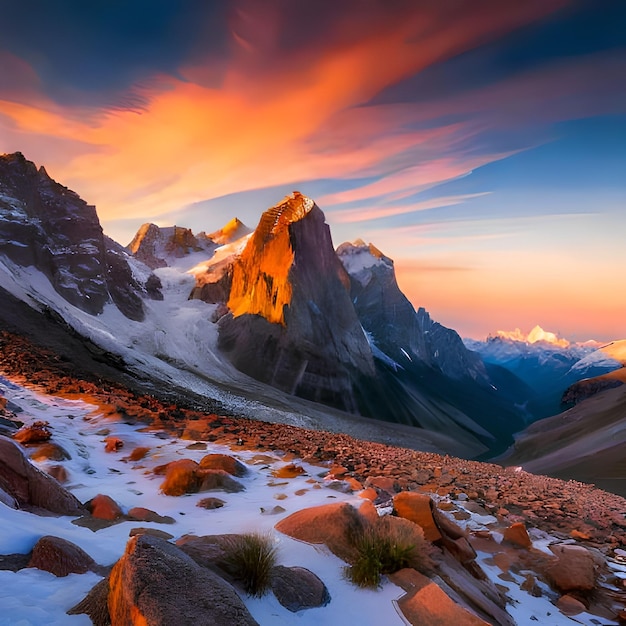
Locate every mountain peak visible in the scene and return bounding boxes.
[208,217,252,245]
[495,325,570,348]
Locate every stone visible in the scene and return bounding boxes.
[46,465,69,483]
[197,497,226,510]
[275,502,364,562]
[28,535,96,577]
[547,544,597,592]
[389,568,490,626]
[502,522,532,549]
[127,506,175,524]
[127,446,150,461]
[104,437,124,452]
[129,528,174,541]
[0,436,84,515]
[272,463,305,479]
[197,469,245,493]
[13,421,51,444]
[199,453,247,477]
[160,459,200,496]
[29,442,70,461]
[393,492,442,542]
[67,578,110,626]
[557,594,586,616]
[88,494,123,521]
[107,535,258,625]
[270,565,330,612]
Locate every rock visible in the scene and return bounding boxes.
[160,459,200,496]
[104,437,124,452]
[557,594,586,615]
[198,453,247,477]
[197,497,226,510]
[502,522,532,549]
[127,446,150,461]
[127,507,175,524]
[13,421,51,444]
[270,565,330,612]
[0,485,18,509]
[197,469,245,493]
[0,436,84,515]
[547,544,597,592]
[272,463,305,479]
[28,535,96,577]
[389,568,490,626]
[30,442,70,462]
[393,492,442,542]
[275,502,364,562]
[88,494,123,521]
[261,505,286,515]
[129,528,174,541]
[67,578,110,626]
[108,534,258,625]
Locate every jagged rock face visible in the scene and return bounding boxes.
[336,241,487,382]
[218,193,375,412]
[0,152,158,320]
[127,223,215,269]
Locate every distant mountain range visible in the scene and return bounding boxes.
[1,151,624,481]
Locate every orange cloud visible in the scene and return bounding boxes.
[0,0,572,238]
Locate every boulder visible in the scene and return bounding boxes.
[29,442,70,461]
[104,437,124,452]
[394,492,442,542]
[197,469,245,493]
[270,565,330,612]
[389,568,490,626]
[127,507,175,524]
[502,522,532,549]
[67,578,110,626]
[160,459,200,496]
[88,494,123,521]
[275,502,364,562]
[28,535,96,577]
[557,594,586,616]
[108,535,258,625]
[547,544,597,592]
[13,421,51,444]
[199,453,247,477]
[0,436,84,515]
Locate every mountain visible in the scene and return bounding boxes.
[0,152,161,321]
[464,327,624,419]
[127,223,216,269]
[0,156,527,458]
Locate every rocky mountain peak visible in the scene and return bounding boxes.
[208,217,252,245]
[0,152,160,320]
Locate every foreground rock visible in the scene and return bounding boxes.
[0,435,84,515]
[270,565,330,612]
[28,535,96,577]
[107,534,258,625]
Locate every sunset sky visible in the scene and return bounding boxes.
[1,1,624,341]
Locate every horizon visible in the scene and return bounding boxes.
[1,1,624,342]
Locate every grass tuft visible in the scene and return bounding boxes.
[345,516,433,588]
[220,532,278,596]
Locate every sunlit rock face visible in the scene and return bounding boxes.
[0,152,157,320]
[127,223,215,269]
[336,240,488,383]
[218,192,375,412]
[208,217,252,245]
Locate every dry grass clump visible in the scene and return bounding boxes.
[345,516,433,588]
[220,532,278,596]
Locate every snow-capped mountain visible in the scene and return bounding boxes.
[0,154,530,458]
[464,327,624,419]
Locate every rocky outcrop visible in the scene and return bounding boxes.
[0,152,160,320]
[127,223,215,269]
[337,240,488,382]
[107,534,258,626]
[217,193,375,413]
[0,435,84,515]
[562,374,624,407]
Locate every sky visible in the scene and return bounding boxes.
[0,0,625,341]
